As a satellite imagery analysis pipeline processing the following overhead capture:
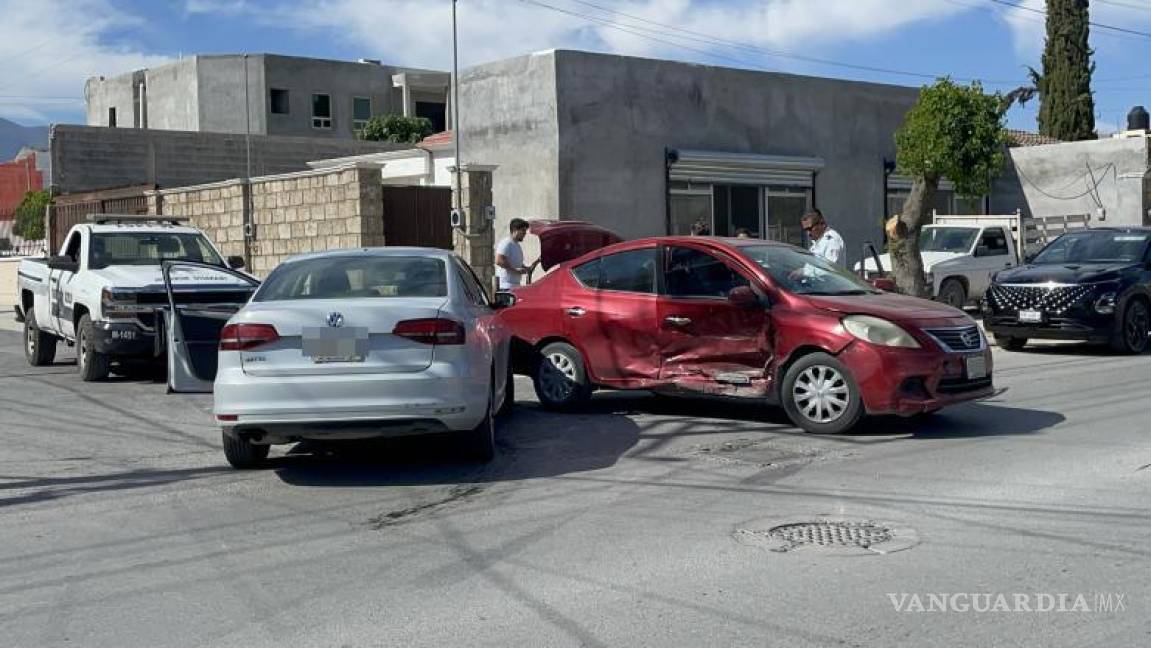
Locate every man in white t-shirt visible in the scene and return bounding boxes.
[802,209,845,266]
[495,218,533,290]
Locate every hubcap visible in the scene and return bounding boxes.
[1126,303,1149,350]
[539,352,577,403]
[792,365,850,424]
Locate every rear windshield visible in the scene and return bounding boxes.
[254,256,448,301]
[89,232,224,270]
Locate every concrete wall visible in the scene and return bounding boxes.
[50,124,405,195]
[140,58,200,131]
[991,136,1151,227]
[0,258,18,311]
[196,55,265,136]
[549,50,919,266]
[151,165,384,276]
[85,72,137,128]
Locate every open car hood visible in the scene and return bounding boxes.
[530,220,623,271]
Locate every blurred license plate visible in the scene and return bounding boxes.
[965,355,988,380]
[1018,309,1043,324]
[302,327,368,363]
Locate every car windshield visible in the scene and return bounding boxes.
[740,245,881,296]
[89,232,225,269]
[255,256,448,301]
[919,227,978,253]
[1031,231,1151,265]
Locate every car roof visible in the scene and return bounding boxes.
[593,235,794,254]
[280,246,458,265]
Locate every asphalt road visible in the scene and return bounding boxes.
[0,323,1148,648]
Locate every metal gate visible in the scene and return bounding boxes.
[381,186,453,250]
[49,185,153,251]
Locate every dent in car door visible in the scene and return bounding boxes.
[657,245,772,396]
[563,247,660,385]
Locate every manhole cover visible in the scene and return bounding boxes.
[734,516,918,556]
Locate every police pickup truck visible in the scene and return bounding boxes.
[16,215,257,381]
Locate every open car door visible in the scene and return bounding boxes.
[528,220,623,282]
[162,260,260,393]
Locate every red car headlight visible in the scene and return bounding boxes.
[842,315,921,349]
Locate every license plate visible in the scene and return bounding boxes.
[965,355,988,380]
[302,327,368,363]
[1018,309,1043,324]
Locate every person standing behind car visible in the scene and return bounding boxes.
[495,218,533,290]
[802,209,844,266]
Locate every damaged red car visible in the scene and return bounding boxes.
[500,227,995,434]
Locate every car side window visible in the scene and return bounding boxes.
[572,249,656,294]
[453,258,489,307]
[980,229,1009,256]
[664,246,749,298]
[63,233,81,263]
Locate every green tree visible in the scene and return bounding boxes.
[891,79,1008,297]
[1035,0,1095,140]
[12,189,50,241]
[358,114,435,144]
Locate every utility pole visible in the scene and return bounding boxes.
[243,53,253,266]
[452,0,462,215]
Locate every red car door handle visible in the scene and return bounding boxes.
[565,307,586,317]
[664,316,691,327]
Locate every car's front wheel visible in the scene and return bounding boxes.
[781,352,864,434]
[23,307,57,367]
[1111,298,1150,355]
[222,431,270,469]
[533,342,592,410]
[937,279,967,309]
[996,335,1028,351]
[77,314,110,381]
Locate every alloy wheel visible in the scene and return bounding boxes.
[792,365,851,424]
[539,352,577,403]
[1126,301,1150,351]
[78,328,88,371]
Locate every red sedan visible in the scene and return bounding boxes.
[500,226,995,434]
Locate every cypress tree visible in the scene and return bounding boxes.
[1036,0,1096,140]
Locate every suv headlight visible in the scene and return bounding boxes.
[1094,291,1118,315]
[842,315,921,348]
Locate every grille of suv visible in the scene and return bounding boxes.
[986,284,1095,315]
[923,326,983,352]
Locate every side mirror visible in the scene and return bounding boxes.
[728,285,761,308]
[47,255,79,273]
[973,245,989,257]
[492,291,517,309]
[227,255,246,270]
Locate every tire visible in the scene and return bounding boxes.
[497,360,515,418]
[996,335,1028,352]
[1110,298,1150,355]
[533,342,592,410]
[781,352,864,434]
[23,307,57,367]
[222,430,270,469]
[462,376,497,462]
[937,279,967,309]
[76,314,110,382]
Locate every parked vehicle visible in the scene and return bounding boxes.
[983,228,1151,354]
[213,248,514,468]
[855,213,1090,308]
[500,232,995,434]
[17,215,255,381]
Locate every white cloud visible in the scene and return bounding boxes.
[0,0,170,125]
[185,0,971,73]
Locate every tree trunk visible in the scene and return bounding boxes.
[889,175,938,299]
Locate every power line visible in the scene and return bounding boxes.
[987,0,1151,39]
[1094,0,1151,13]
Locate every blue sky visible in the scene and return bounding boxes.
[3,0,1151,133]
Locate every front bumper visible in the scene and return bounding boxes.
[837,340,996,416]
[984,314,1114,343]
[90,319,163,357]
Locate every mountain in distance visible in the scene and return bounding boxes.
[0,118,50,160]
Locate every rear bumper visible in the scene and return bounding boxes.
[837,340,996,416]
[214,364,489,440]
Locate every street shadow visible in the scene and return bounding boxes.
[0,465,233,508]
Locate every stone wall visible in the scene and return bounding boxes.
[149,164,384,276]
[451,166,497,293]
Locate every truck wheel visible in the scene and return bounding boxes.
[222,431,270,469]
[938,279,967,309]
[1110,298,1150,355]
[781,353,864,434]
[23,307,57,366]
[77,314,111,382]
[996,336,1028,351]
[533,342,592,410]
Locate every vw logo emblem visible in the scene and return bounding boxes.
[326,312,344,328]
[961,330,979,348]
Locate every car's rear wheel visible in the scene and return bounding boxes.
[1111,298,1150,355]
[938,279,967,309]
[534,342,592,410]
[462,376,497,462]
[77,314,110,382]
[781,353,863,434]
[222,431,270,469]
[23,307,57,366]
[996,335,1028,351]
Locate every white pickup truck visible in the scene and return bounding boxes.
[856,213,1090,308]
[16,215,257,381]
